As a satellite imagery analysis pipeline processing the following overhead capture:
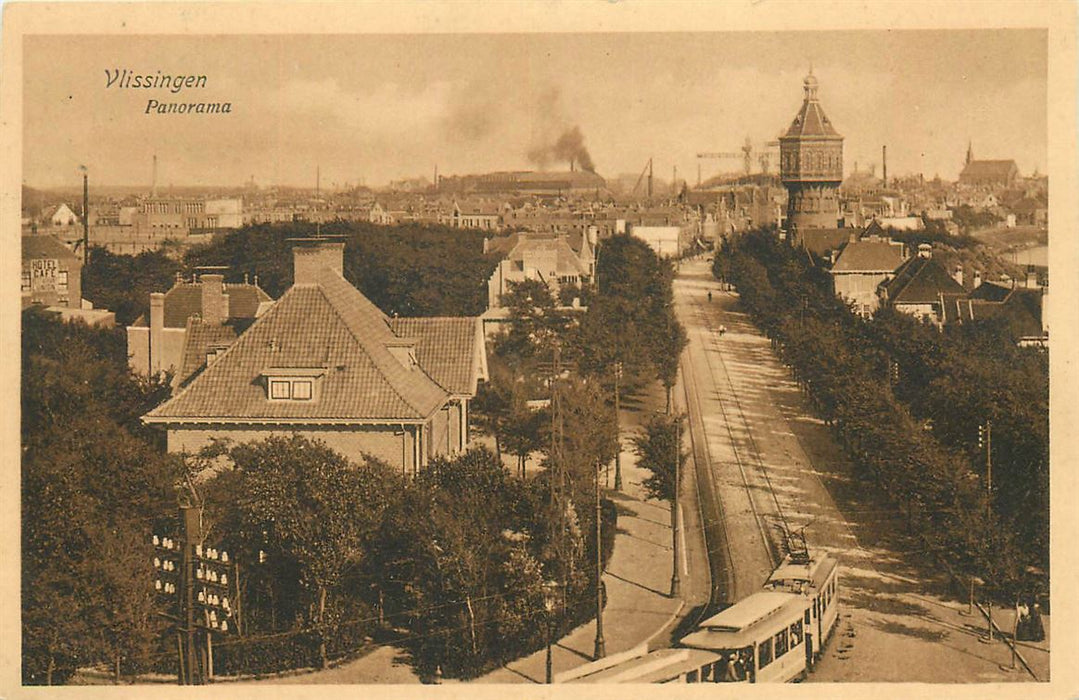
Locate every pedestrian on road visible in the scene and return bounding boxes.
[708,291,713,302]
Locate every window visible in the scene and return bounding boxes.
[57,270,68,290]
[21,270,30,292]
[758,638,773,668]
[775,628,789,658]
[292,380,312,400]
[686,669,698,683]
[269,380,291,399]
[805,610,811,625]
[790,620,804,647]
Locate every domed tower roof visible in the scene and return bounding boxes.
[783,69,841,139]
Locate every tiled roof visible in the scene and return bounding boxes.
[489,233,589,276]
[797,228,851,256]
[883,256,967,304]
[162,282,272,328]
[783,99,840,138]
[145,267,449,423]
[177,319,239,386]
[226,284,273,319]
[970,281,1013,302]
[960,160,1018,178]
[831,239,906,273]
[390,317,481,395]
[22,234,79,262]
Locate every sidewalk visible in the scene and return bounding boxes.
[477,385,685,683]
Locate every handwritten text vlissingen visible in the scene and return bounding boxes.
[104,69,232,115]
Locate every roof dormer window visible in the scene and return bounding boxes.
[263,367,326,402]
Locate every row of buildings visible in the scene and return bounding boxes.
[828,225,1047,346]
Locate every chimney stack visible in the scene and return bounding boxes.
[973,270,983,289]
[149,292,165,374]
[200,274,228,325]
[953,264,963,287]
[292,239,345,285]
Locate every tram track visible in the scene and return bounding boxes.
[678,328,735,616]
[697,297,792,560]
[689,296,780,575]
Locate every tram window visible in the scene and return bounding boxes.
[759,638,773,668]
[701,663,712,682]
[775,629,789,657]
[805,610,811,625]
[791,620,804,646]
[686,669,699,683]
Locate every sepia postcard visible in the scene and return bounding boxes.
[2,2,1076,699]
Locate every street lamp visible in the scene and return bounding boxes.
[542,580,561,684]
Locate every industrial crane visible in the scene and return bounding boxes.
[697,137,781,184]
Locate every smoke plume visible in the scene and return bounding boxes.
[528,125,595,172]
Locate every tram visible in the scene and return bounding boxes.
[569,549,840,684]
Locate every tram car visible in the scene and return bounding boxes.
[569,549,839,684]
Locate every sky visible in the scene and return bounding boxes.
[23,30,1047,189]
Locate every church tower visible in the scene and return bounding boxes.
[780,69,844,231]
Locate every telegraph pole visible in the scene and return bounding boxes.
[670,413,682,598]
[154,505,235,685]
[613,361,623,491]
[594,460,606,659]
[181,506,200,685]
[80,166,89,265]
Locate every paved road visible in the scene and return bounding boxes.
[672,256,1049,683]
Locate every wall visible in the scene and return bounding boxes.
[165,423,421,474]
[833,272,888,314]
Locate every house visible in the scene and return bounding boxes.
[959,271,1048,347]
[630,225,684,259]
[22,233,116,326]
[829,234,907,315]
[142,239,488,474]
[484,232,595,309]
[126,271,274,385]
[47,203,80,227]
[22,234,82,309]
[442,200,502,231]
[878,244,968,326]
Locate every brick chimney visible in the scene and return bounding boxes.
[973,270,983,289]
[200,274,228,325]
[293,240,345,284]
[953,265,963,287]
[150,292,165,374]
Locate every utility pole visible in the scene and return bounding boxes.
[647,158,653,199]
[180,506,200,685]
[613,361,623,491]
[670,413,682,598]
[154,506,235,685]
[594,460,606,659]
[979,419,993,519]
[80,166,89,265]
